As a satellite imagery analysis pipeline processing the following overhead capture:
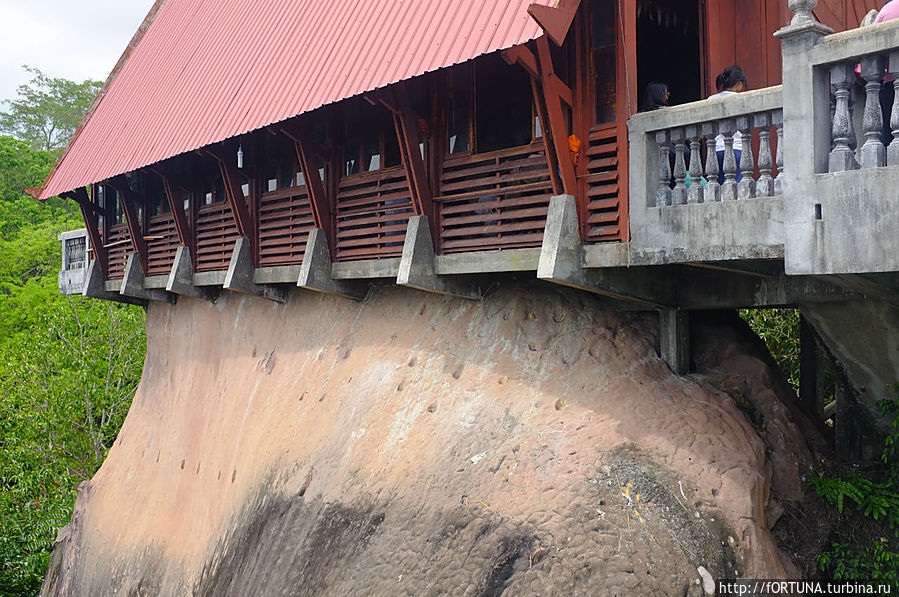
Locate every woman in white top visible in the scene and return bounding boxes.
[708,66,748,184]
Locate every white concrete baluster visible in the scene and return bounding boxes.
[755,112,774,197]
[720,119,738,200]
[702,122,720,202]
[860,55,887,168]
[655,130,671,207]
[889,50,899,166]
[788,0,818,25]
[829,63,856,172]
[671,128,688,206]
[736,115,756,199]
[686,125,703,204]
[773,110,785,195]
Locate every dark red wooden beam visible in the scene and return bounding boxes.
[154,169,193,248]
[527,0,582,46]
[106,175,149,271]
[535,35,577,197]
[207,148,256,261]
[64,186,108,276]
[379,83,434,223]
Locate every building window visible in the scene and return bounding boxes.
[265,133,303,193]
[342,101,400,178]
[448,55,540,156]
[592,0,617,124]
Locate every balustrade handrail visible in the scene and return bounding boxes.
[810,19,899,67]
[628,86,783,135]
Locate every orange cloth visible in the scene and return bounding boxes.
[568,134,581,167]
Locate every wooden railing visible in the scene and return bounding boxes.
[335,168,414,261]
[105,223,131,280]
[258,187,315,267]
[145,213,179,277]
[583,124,622,242]
[195,201,240,272]
[436,142,553,253]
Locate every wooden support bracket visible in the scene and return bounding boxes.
[152,168,194,248]
[527,0,582,46]
[106,175,149,271]
[207,148,256,262]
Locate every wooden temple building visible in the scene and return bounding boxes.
[39,0,898,383]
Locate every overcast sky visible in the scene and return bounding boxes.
[0,0,156,103]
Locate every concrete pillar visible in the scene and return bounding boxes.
[166,246,217,301]
[121,254,176,304]
[298,228,369,301]
[224,237,288,303]
[659,308,690,375]
[396,216,481,299]
[82,259,146,307]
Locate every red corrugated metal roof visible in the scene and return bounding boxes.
[38,0,553,199]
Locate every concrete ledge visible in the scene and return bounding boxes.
[397,216,481,299]
[810,20,899,67]
[120,254,176,303]
[332,258,402,280]
[435,247,541,275]
[144,275,169,289]
[223,238,287,303]
[104,279,123,293]
[255,265,302,285]
[584,243,785,269]
[628,86,783,135]
[194,271,227,286]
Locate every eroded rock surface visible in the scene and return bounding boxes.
[42,282,818,596]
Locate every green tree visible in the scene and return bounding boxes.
[0,67,102,153]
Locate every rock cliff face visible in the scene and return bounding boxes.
[42,282,819,596]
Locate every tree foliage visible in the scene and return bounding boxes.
[0,67,102,153]
[0,76,145,595]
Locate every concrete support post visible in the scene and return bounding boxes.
[659,308,690,375]
[224,237,288,303]
[82,259,146,307]
[166,246,217,301]
[775,14,833,275]
[298,228,369,301]
[799,314,818,418]
[397,216,481,299]
[538,195,674,308]
[121,254,176,303]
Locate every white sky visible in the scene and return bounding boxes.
[0,0,157,103]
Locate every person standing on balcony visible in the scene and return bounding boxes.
[708,66,748,184]
[639,81,670,112]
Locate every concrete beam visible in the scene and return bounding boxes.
[166,246,218,302]
[224,237,288,303]
[397,216,481,299]
[659,308,690,375]
[538,194,675,308]
[298,228,369,301]
[121,254,176,304]
[82,259,146,307]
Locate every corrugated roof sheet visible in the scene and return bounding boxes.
[38,0,552,199]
